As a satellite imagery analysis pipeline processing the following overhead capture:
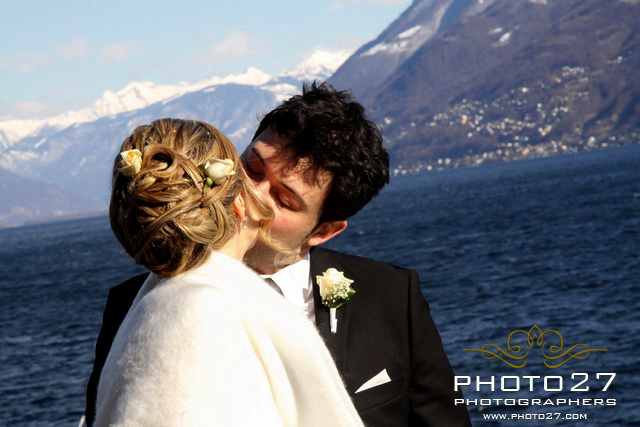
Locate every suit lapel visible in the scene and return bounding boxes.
[310,247,352,375]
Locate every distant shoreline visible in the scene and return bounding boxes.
[19,210,108,228]
[3,143,638,231]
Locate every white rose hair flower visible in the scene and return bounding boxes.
[117,149,143,177]
[199,158,235,190]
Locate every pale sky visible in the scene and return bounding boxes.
[1,0,410,120]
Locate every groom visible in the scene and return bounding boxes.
[85,82,471,426]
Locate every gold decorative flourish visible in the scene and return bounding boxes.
[464,325,607,369]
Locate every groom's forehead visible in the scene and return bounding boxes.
[247,140,332,188]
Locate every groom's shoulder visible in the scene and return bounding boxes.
[111,272,148,294]
[106,272,148,309]
[312,247,424,313]
[312,247,415,277]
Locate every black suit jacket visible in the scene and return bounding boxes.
[85,247,470,426]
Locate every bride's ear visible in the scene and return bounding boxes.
[305,220,347,247]
[232,194,247,223]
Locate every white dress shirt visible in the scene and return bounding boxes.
[262,253,316,323]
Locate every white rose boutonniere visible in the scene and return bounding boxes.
[316,268,355,334]
[117,149,143,177]
[200,158,235,190]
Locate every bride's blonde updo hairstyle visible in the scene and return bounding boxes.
[110,118,273,277]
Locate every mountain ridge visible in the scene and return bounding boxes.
[0,49,349,228]
[3,1,639,227]
[0,49,349,150]
[333,0,639,170]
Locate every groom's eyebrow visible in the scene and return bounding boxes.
[251,147,307,210]
[251,147,266,166]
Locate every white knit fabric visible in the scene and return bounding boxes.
[95,252,362,427]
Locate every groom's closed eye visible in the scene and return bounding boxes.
[241,152,302,211]
[272,184,301,210]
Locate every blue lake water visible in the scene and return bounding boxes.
[1,144,638,426]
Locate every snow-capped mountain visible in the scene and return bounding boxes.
[0,67,273,150]
[0,49,350,227]
[90,67,273,117]
[0,49,351,151]
[281,49,351,82]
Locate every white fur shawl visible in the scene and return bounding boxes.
[95,252,362,427]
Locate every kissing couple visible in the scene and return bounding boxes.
[85,82,471,426]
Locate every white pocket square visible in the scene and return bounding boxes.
[355,369,392,393]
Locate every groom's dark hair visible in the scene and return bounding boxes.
[253,81,389,224]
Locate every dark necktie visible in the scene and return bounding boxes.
[264,277,284,296]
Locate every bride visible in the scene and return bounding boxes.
[95,119,362,426]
